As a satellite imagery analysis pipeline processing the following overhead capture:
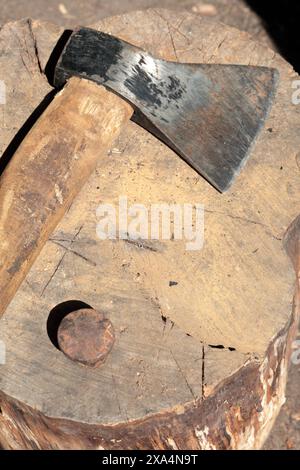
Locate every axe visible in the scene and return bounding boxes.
[0,27,278,317]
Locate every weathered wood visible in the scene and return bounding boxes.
[0,9,299,450]
[0,73,132,318]
[0,19,62,158]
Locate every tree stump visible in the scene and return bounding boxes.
[0,9,299,450]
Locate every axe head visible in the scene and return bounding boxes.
[54,27,279,192]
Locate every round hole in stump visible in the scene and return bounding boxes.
[47,300,93,350]
[47,301,115,368]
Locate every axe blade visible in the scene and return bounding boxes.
[54,28,279,192]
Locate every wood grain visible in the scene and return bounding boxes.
[0,10,299,449]
[0,76,132,317]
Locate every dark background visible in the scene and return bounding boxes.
[246,0,300,73]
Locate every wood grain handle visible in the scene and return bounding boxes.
[0,77,133,317]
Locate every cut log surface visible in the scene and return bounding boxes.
[0,9,299,450]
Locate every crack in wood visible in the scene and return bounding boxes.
[170,350,197,401]
[201,346,205,400]
[51,240,97,267]
[204,209,282,241]
[27,19,43,74]
[40,225,83,296]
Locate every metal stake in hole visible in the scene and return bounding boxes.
[57,308,115,367]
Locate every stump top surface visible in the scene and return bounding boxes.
[0,9,299,425]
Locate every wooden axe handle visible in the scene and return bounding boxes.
[0,77,133,317]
